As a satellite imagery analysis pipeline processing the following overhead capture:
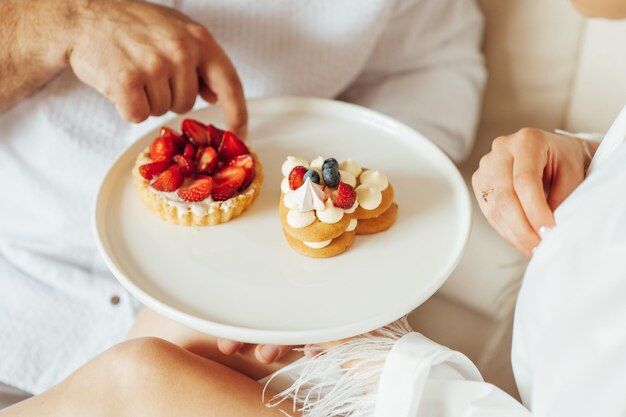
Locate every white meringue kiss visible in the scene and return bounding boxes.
[281,156,309,177]
[359,170,388,191]
[346,218,358,232]
[316,198,344,224]
[287,209,316,228]
[303,239,332,249]
[356,184,382,210]
[291,178,326,212]
[339,158,362,177]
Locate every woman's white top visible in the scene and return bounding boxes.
[368,117,626,416]
[0,0,485,394]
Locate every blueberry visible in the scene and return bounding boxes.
[322,166,340,188]
[322,158,339,171]
[303,169,321,184]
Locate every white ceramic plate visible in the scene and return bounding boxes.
[93,97,471,345]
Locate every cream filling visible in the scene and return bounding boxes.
[148,186,252,218]
[346,218,358,232]
[303,239,332,249]
[310,156,327,169]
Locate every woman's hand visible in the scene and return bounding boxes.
[67,0,246,134]
[472,128,598,256]
[217,339,295,365]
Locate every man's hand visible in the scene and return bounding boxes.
[0,0,246,135]
[68,0,246,134]
[472,128,599,256]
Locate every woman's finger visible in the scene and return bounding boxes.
[255,344,293,364]
[512,144,555,232]
[474,153,540,256]
[216,339,245,355]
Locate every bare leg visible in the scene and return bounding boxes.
[0,338,298,417]
[129,307,302,380]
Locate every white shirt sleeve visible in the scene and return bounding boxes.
[339,0,487,162]
[512,143,626,416]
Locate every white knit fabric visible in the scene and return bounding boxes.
[0,0,485,394]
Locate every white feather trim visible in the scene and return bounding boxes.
[264,317,414,417]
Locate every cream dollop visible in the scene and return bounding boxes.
[346,218,358,232]
[310,156,327,169]
[356,184,383,210]
[283,191,299,209]
[359,170,388,191]
[287,209,316,228]
[316,198,344,224]
[344,199,359,214]
[280,177,292,194]
[281,156,309,177]
[291,178,326,212]
[339,170,357,187]
[339,158,362,177]
[303,239,332,249]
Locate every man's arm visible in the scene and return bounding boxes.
[0,0,72,113]
[0,0,247,133]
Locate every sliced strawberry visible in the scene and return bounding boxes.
[196,146,219,174]
[177,176,213,202]
[181,119,209,146]
[139,159,171,180]
[212,166,246,201]
[218,131,249,161]
[183,144,197,160]
[333,182,357,209]
[288,166,308,190]
[150,135,177,161]
[226,154,255,189]
[208,124,225,149]
[172,154,195,176]
[151,165,184,192]
[160,126,185,147]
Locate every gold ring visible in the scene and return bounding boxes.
[481,188,494,203]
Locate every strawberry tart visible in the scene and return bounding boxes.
[133,119,263,226]
[279,155,397,258]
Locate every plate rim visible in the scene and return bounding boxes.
[92,96,472,344]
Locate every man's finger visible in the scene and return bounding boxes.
[200,49,247,138]
[217,339,244,355]
[115,85,151,123]
[170,66,198,114]
[145,77,172,116]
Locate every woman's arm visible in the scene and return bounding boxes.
[339,0,487,162]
